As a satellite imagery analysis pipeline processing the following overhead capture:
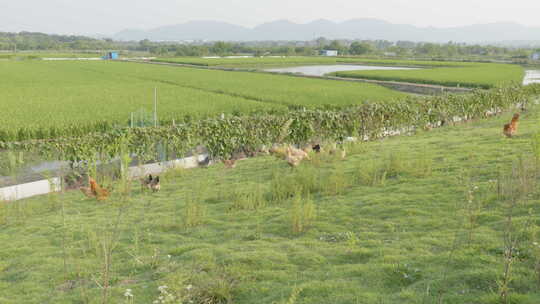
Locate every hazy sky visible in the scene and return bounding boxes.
[2,0,540,35]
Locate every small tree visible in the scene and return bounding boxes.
[350,41,373,55]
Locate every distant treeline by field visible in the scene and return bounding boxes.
[1,31,539,62]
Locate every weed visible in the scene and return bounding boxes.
[345,231,360,253]
[156,265,239,304]
[230,184,266,211]
[386,151,405,178]
[0,204,5,227]
[410,149,433,178]
[123,289,134,304]
[388,263,422,287]
[355,161,387,187]
[462,173,482,244]
[496,159,536,304]
[283,285,304,304]
[93,206,127,304]
[184,192,207,228]
[532,229,540,288]
[291,193,316,235]
[323,166,349,196]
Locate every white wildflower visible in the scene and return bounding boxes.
[158,285,168,292]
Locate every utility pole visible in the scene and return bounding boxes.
[154,87,158,127]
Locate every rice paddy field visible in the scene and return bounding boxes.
[0,60,405,134]
[0,53,102,60]
[333,62,524,89]
[2,104,540,303]
[155,56,524,89]
[1,52,539,304]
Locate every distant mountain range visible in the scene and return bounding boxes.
[110,19,540,44]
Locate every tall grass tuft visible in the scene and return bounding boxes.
[355,160,388,187]
[323,166,349,196]
[230,184,266,211]
[184,191,207,228]
[290,193,316,235]
[496,159,537,303]
[283,285,304,304]
[270,167,321,203]
[409,148,433,178]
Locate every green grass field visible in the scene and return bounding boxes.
[0,61,405,132]
[333,62,524,89]
[2,104,540,303]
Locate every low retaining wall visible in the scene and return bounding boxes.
[0,154,209,202]
[128,155,206,179]
[0,177,61,201]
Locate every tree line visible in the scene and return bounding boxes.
[1,31,538,61]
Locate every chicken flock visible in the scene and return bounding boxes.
[79,112,522,201]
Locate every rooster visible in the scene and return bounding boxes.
[286,146,310,160]
[149,176,160,192]
[141,174,153,190]
[503,113,520,138]
[270,145,293,160]
[285,151,303,168]
[80,177,109,201]
[301,144,312,154]
[223,159,237,169]
[312,144,321,153]
[198,156,211,168]
[284,145,312,168]
[270,145,288,159]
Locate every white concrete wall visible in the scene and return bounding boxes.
[0,154,210,201]
[0,177,61,201]
[128,154,207,179]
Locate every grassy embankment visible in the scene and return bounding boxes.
[2,102,540,303]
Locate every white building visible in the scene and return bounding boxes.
[532,52,540,61]
[320,50,338,56]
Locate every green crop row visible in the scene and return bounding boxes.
[5,84,539,163]
[0,60,405,141]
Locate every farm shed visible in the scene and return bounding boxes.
[103,52,119,60]
[320,50,338,56]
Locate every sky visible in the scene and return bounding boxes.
[2,0,540,35]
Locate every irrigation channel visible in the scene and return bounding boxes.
[264,65,417,76]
